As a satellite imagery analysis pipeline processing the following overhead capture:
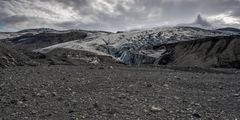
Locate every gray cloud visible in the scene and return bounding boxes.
[0,0,240,32]
[231,7,240,17]
[2,15,30,24]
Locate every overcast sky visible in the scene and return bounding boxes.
[0,0,240,32]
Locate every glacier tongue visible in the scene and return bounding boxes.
[93,26,231,64]
[115,50,157,65]
[37,26,235,65]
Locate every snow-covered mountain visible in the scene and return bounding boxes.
[0,28,57,40]
[1,26,240,68]
[36,26,238,65]
[0,32,25,40]
[217,27,240,35]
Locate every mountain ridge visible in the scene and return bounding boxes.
[1,26,240,68]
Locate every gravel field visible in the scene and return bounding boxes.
[0,64,240,120]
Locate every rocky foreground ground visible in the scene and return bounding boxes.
[0,64,240,120]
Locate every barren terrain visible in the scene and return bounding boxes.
[0,64,240,120]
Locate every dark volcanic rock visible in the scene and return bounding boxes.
[0,42,36,68]
[0,64,240,119]
[158,36,240,68]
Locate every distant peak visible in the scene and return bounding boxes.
[18,28,56,33]
[194,14,211,27]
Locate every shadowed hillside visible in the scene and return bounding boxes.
[0,42,36,68]
[158,36,240,68]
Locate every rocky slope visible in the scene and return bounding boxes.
[158,36,240,68]
[0,42,35,68]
